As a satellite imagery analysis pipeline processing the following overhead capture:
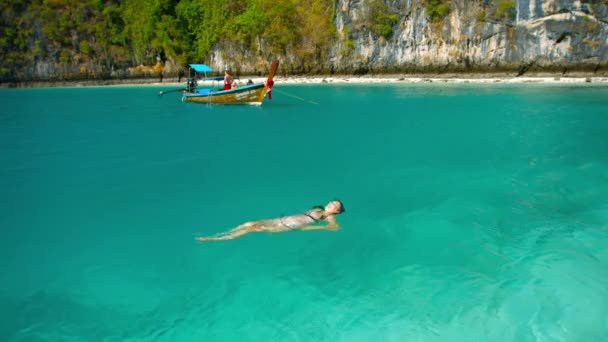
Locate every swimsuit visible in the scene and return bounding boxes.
[278,210,323,230]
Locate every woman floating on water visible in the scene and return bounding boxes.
[196,200,346,241]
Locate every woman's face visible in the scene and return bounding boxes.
[324,200,344,215]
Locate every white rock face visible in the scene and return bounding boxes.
[326,0,607,72]
[207,0,607,73]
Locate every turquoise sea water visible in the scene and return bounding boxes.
[1,83,607,341]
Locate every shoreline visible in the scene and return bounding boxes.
[2,72,608,88]
[275,74,608,85]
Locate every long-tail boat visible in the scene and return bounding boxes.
[180,60,279,105]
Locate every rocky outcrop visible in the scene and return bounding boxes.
[323,0,608,74]
[3,0,607,83]
[208,0,607,75]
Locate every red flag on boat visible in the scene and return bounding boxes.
[265,80,274,100]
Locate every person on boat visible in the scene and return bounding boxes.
[187,77,196,93]
[187,68,197,92]
[231,80,238,89]
[195,199,346,242]
[224,70,234,90]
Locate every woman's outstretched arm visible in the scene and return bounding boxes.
[300,215,340,231]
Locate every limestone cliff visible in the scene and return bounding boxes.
[210,0,608,75]
[3,0,607,83]
[334,0,607,73]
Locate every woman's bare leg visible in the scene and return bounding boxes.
[196,222,260,241]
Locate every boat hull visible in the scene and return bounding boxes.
[182,83,268,105]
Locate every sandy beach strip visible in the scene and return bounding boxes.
[274,75,608,84]
[4,73,608,88]
[149,73,608,87]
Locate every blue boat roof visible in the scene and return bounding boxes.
[189,64,214,72]
[203,76,224,81]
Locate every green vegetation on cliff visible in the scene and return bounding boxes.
[425,0,451,22]
[0,0,336,80]
[2,0,606,81]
